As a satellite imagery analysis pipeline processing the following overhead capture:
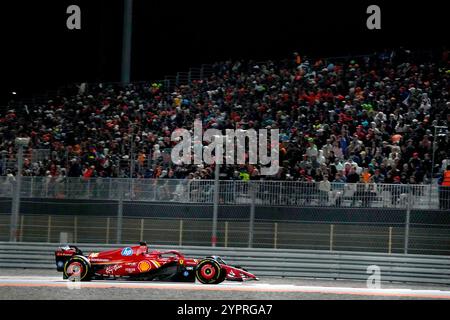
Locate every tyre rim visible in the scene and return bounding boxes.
[200,264,216,280]
[67,262,83,277]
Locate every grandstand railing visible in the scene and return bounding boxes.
[0,176,446,210]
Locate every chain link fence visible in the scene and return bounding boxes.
[0,177,446,210]
[0,211,448,255]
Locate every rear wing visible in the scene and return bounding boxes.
[55,245,83,271]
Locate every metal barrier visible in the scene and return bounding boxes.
[0,242,449,285]
[0,176,446,210]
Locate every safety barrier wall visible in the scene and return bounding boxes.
[0,242,449,285]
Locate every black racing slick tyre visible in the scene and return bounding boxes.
[63,256,92,281]
[195,259,224,284]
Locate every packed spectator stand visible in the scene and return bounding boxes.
[0,48,448,192]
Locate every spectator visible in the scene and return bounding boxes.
[318,175,331,205]
[361,168,372,184]
[438,165,450,210]
[371,169,385,183]
[0,48,447,185]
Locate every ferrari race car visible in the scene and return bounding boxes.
[55,242,258,284]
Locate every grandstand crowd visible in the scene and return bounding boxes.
[0,48,449,185]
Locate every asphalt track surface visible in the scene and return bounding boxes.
[0,269,450,300]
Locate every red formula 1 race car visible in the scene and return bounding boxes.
[55,242,258,284]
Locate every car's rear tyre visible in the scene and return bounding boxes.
[63,256,92,281]
[195,259,224,284]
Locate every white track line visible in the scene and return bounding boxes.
[0,276,450,298]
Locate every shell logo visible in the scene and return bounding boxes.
[138,260,151,272]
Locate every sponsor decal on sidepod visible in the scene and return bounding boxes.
[121,247,133,256]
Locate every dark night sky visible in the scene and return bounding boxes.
[0,0,448,104]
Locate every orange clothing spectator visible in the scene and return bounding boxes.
[138,153,146,166]
[361,170,372,183]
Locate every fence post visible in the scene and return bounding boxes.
[388,226,393,254]
[19,215,24,242]
[224,221,228,248]
[30,176,34,197]
[86,179,91,199]
[47,215,52,243]
[106,217,110,244]
[248,182,256,248]
[45,178,49,198]
[211,164,220,247]
[428,184,434,210]
[179,219,183,246]
[330,224,334,251]
[404,192,411,254]
[153,180,158,201]
[10,144,25,242]
[140,218,145,242]
[274,222,278,249]
[117,183,124,244]
[74,216,78,243]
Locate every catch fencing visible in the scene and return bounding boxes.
[0,204,449,255]
[0,177,449,256]
[0,177,446,210]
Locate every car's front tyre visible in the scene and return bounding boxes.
[195,259,224,284]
